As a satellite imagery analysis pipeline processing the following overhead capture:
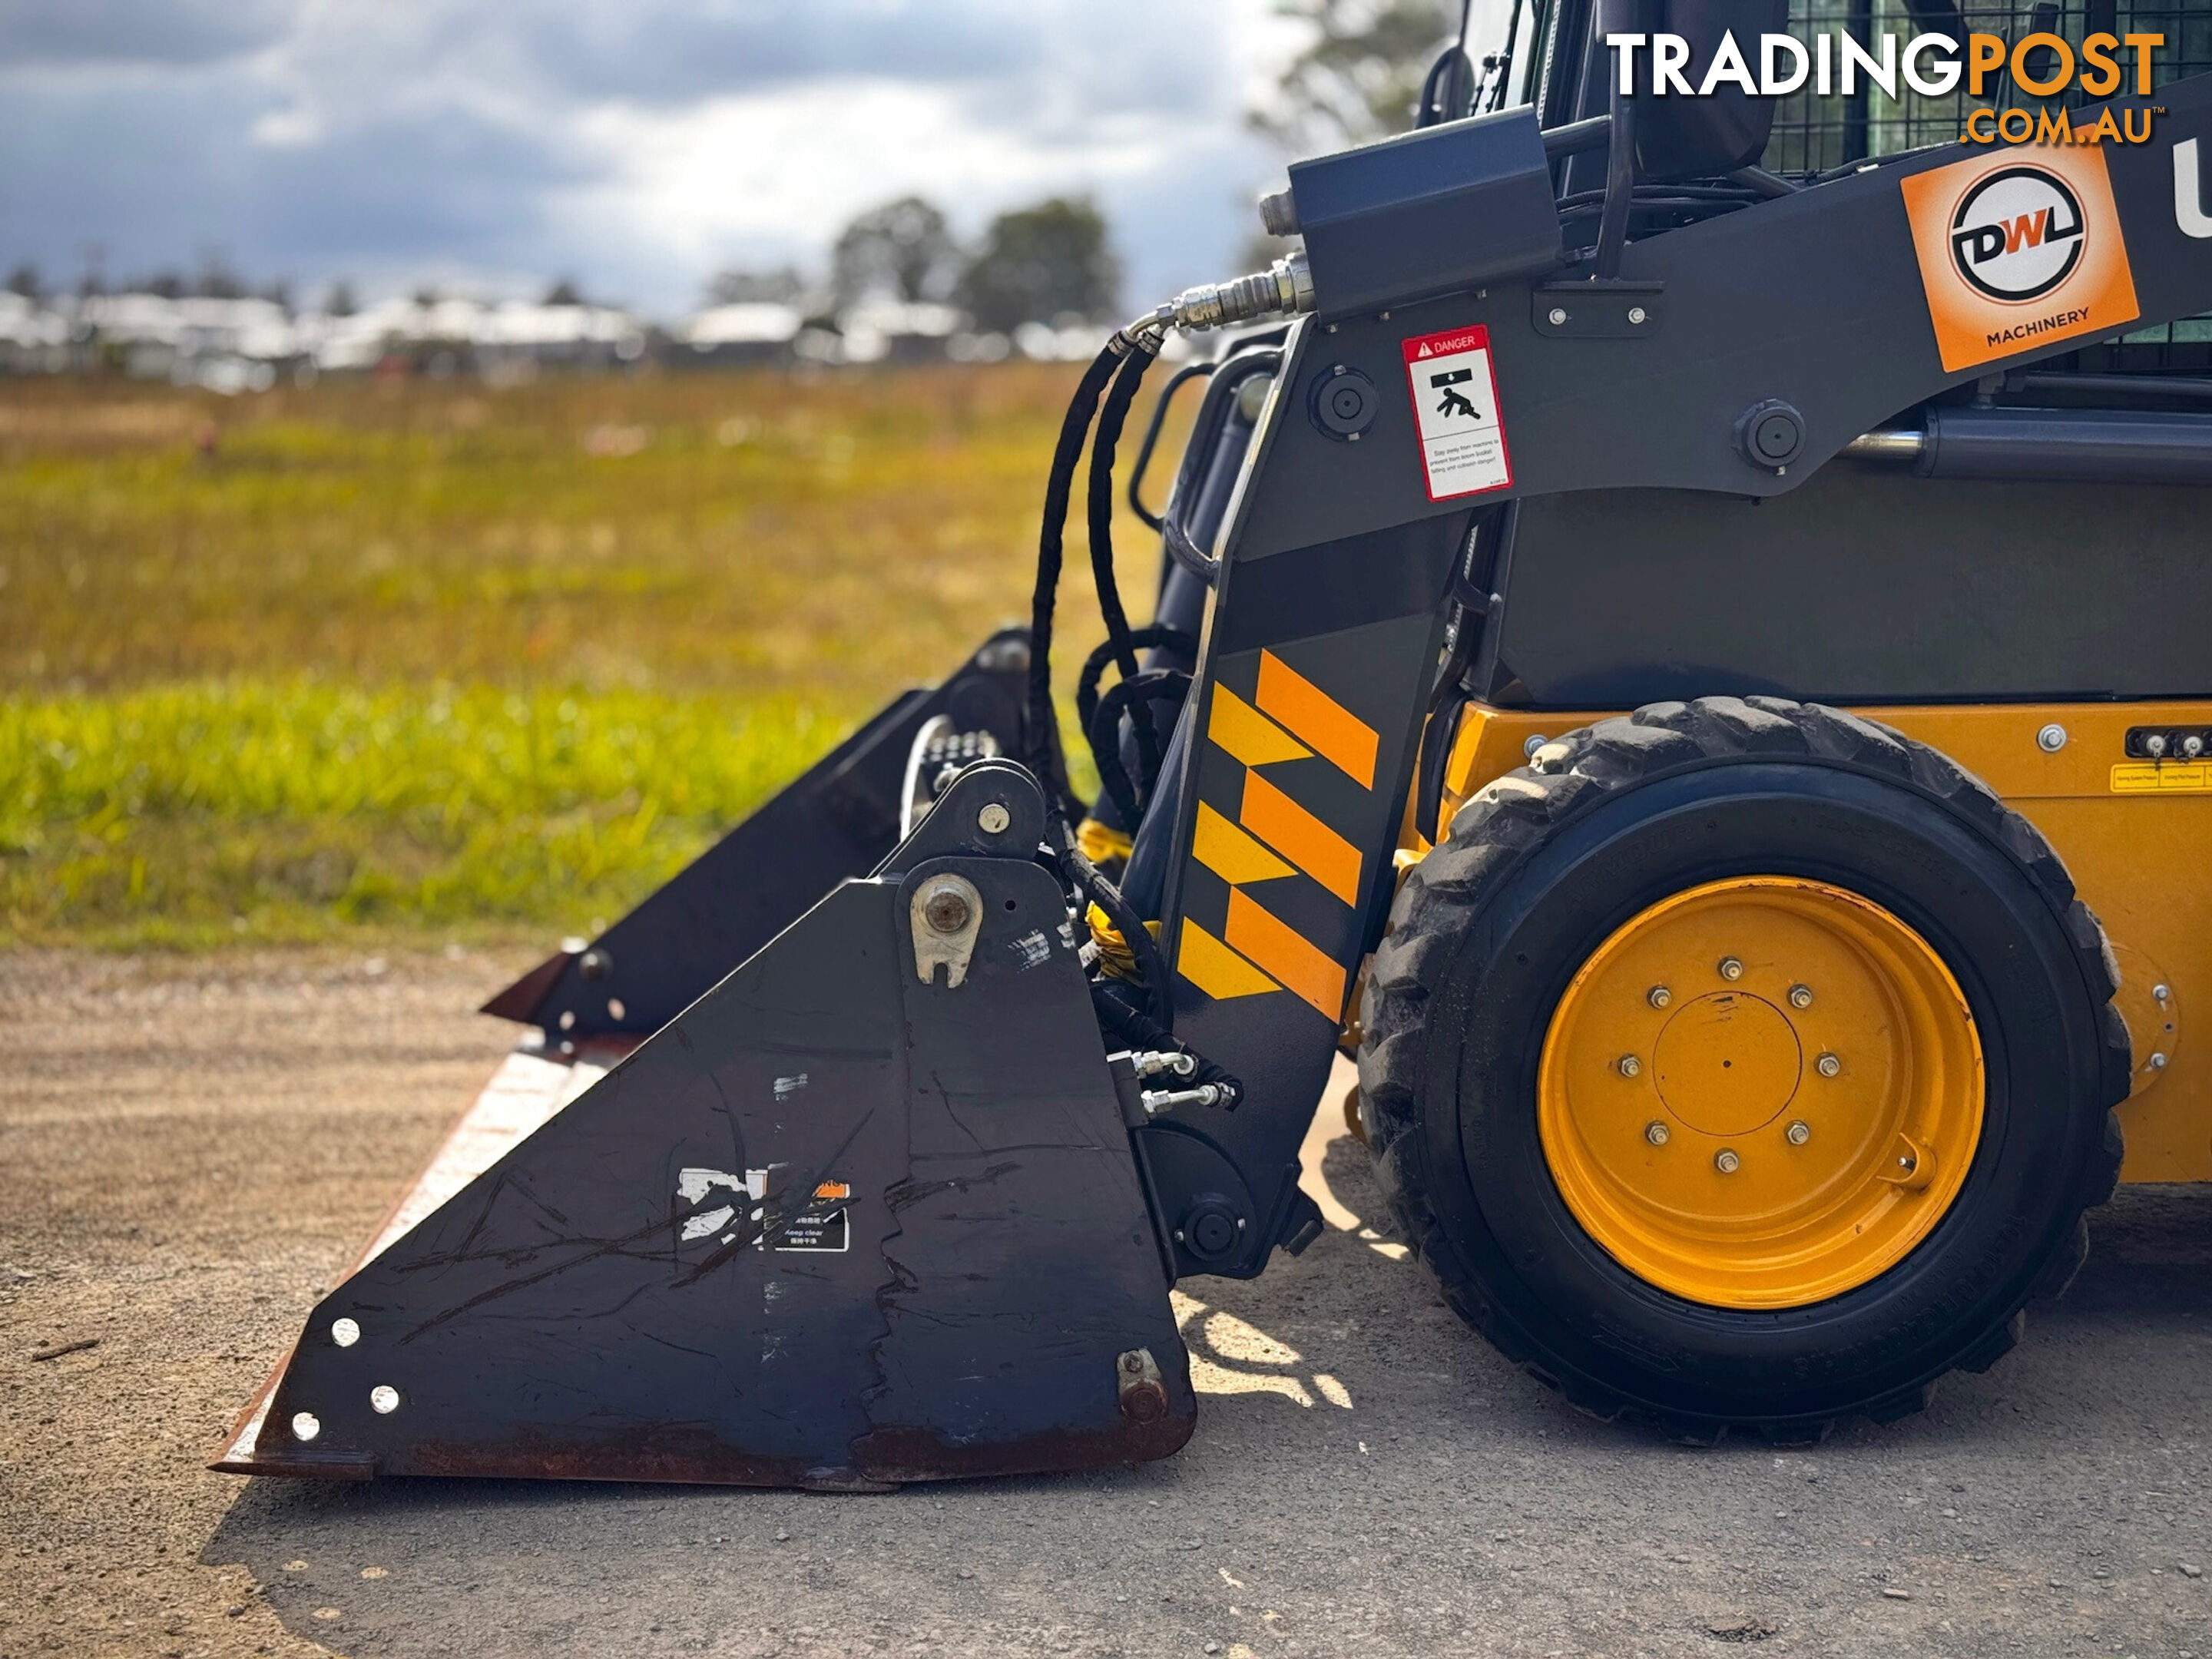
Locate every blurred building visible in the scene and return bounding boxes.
[0,286,1124,384]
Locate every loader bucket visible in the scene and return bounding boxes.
[214,761,1194,1488]
[485,628,1032,1053]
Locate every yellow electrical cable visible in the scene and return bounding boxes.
[1086,902,1159,982]
[1076,817,1135,867]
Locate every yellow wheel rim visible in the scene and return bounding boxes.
[1538,876,1985,1310]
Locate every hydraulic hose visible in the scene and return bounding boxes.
[1018,260,1310,1021]
[1055,813,1174,1030]
[1026,342,1127,818]
[1086,343,1164,790]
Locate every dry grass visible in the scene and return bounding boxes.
[0,365,1172,944]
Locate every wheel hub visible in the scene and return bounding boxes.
[1538,876,1985,1310]
[1652,992,1802,1137]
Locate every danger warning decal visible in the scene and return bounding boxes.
[1900,144,2139,374]
[1401,323,1512,501]
[774,1179,850,1253]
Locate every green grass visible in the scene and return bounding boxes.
[0,679,843,946]
[0,366,1168,945]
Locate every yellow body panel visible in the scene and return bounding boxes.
[1435,700,2212,1184]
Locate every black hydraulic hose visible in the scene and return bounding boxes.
[1075,624,1199,737]
[1028,343,1125,819]
[1056,815,1174,1031]
[1089,984,1241,1108]
[1086,343,1164,787]
[1088,345,1157,684]
[1087,670,1191,830]
[1023,325,1184,1031]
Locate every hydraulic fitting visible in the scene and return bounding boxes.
[1151,253,1315,335]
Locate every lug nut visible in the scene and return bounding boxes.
[1715,1149,1741,1174]
[923,889,972,934]
[1786,1120,1811,1146]
[2153,983,2171,1003]
[2149,1052,2168,1070]
[1618,1054,1642,1078]
[1645,1121,1670,1146]
[975,802,1011,835]
[1647,985,1671,1009]
[1718,957,1744,982]
[1816,1052,1841,1078]
[2038,723,2068,753]
[1788,984,1813,1009]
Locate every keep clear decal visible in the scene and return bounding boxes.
[774,1179,851,1253]
[1400,323,1512,501]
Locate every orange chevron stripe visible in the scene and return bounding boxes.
[1208,684,1311,767]
[1194,800,1295,885]
[1224,889,1346,1021]
[1238,770,1362,905]
[1256,651,1377,789]
[1177,916,1280,1001]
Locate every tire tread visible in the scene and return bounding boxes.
[1358,695,2128,1439]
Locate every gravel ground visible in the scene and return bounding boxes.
[3,946,2209,1659]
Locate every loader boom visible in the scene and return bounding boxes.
[1129,71,2212,1282]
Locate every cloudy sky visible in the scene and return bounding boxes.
[0,0,1333,318]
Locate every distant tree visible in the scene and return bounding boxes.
[543,277,584,306]
[704,265,806,306]
[142,270,187,300]
[957,197,1119,332]
[260,278,292,313]
[6,263,41,300]
[1252,0,1462,152]
[831,196,959,309]
[324,280,357,317]
[412,285,440,307]
[194,254,248,300]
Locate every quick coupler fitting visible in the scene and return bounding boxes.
[1154,253,1314,334]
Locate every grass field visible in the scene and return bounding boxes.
[0,365,1167,945]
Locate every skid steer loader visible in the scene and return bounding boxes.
[219,0,2211,1486]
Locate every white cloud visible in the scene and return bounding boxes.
[0,0,1314,315]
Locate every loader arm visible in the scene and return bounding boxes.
[1129,71,2212,1281]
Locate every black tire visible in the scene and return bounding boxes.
[1358,696,2128,1439]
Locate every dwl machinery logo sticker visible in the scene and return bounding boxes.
[1902,143,2138,373]
[1949,166,2086,301]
